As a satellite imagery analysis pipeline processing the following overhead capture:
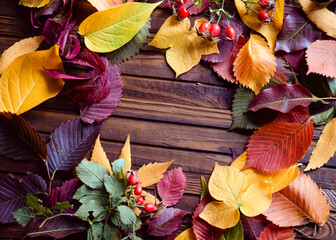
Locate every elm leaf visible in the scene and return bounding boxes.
[76,160,110,189]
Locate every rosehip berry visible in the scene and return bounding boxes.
[144,203,157,213]
[259,0,270,8]
[258,11,269,22]
[177,7,189,20]
[128,173,138,185]
[175,0,186,6]
[225,26,235,40]
[209,23,221,38]
[198,22,211,34]
[136,196,144,205]
[134,183,142,195]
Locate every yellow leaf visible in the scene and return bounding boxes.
[79,2,161,53]
[119,134,132,173]
[137,160,173,187]
[299,0,336,39]
[88,0,134,11]
[19,0,51,8]
[233,34,276,94]
[91,135,112,174]
[305,118,336,171]
[0,45,64,115]
[175,227,197,240]
[200,164,272,229]
[231,152,299,193]
[149,16,219,77]
[0,36,44,75]
[234,0,284,50]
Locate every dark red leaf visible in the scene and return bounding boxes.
[258,224,295,240]
[157,168,187,206]
[274,106,310,124]
[241,215,268,240]
[48,178,81,208]
[249,84,313,113]
[283,50,305,72]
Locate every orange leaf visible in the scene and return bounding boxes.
[258,224,295,240]
[137,160,173,187]
[91,135,112,174]
[175,227,197,240]
[306,40,336,78]
[263,172,330,227]
[299,0,336,39]
[119,134,131,173]
[87,0,134,11]
[245,121,314,172]
[233,34,276,94]
[234,0,284,50]
[305,118,336,171]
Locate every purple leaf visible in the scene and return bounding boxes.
[157,168,187,206]
[0,172,47,223]
[240,215,267,240]
[27,215,87,238]
[183,0,209,15]
[80,65,122,124]
[275,9,321,53]
[48,178,81,207]
[283,50,305,71]
[147,208,189,237]
[192,196,225,240]
[249,84,313,113]
[0,112,47,161]
[46,118,103,175]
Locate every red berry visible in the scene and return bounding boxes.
[134,183,142,195]
[144,203,157,213]
[175,0,186,6]
[209,23,221,38]
[225,26,235,40]
[177,7,189,20]
[259,0,270,7]
[128,173,138,185]
[258,11,269,22]
[198,22,211,34]
[136,196,144,205]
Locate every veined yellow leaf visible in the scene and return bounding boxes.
[0,36,44,75]
[19,0,51,8]
[79,2,161,53]
[175,228,197,240]
[91,135,112,174]
[137,160,173,187]
[88,0,134,11]
[119,134,132,173]
[0,45,64,115]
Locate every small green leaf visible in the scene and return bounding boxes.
[104,174,126,198]
[327,78,336,96]
[75,200,108,221]
[92,222,104,240]
[194,0,202,8]
[53,201,71,211]
[12,207,34,226]
[112,158,126,177]
[200,175,209,200]
[112,206,141,233]
[221,220,244,240]
[76,160,110,189]
[26,193,52,216]
[74,185,109,204]
[103,223,120,240]
[312,107,335,125]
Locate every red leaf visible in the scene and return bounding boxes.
[249,84,312,113]
[258,224,295,240]
[274,106,310,124]
[245,121,314,172]
[157,168,187,206]
[192,196,225,240]
[241,215,268,240]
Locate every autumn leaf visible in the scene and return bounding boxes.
[233,34,276,94]
[245,121,314,172]
[175,228,197,240]
[91,135,112,174]
[231,152,299,193]
[258,224,295,240]
[234,0,284,50]
[19,0,51,8]
[119,134,131,173]
[199,164,272,229]
[87,0,134,11]
[241,215,268,240]
[274,106,310,124]
[306,40,336,78]
[79,2,161,52]
[149,16,219,77]
[137,160,173,187]
[0,45,64,115]
[299,0,336,39]
[0,36,44,75]
[263,172,330,227]
[305,118,336,171]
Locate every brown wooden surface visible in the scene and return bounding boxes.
[0,0,335,239]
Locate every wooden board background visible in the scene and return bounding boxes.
[0,0,335,239]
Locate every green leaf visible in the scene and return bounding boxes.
[112,158,126,177]
[75,200,108,221]
[12,207,34,226]
[103,223,120,240]
[221,220,244,240]
[26,193,52,216]
[53,201,71,211]
[105,19,151,64]
[104,174,126,198]
[91,222,104,240]
[74,185,109,205]
[76,160,110,189]
[112,206,141,233]
[194,0,202,8]
[78,2,162,53]
[200,175,209,200]
[327,78,336,96]
[312,107,335,125]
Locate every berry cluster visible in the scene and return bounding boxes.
[127,172,157,213]
[198,22,221,39]
[242,0,276,24]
